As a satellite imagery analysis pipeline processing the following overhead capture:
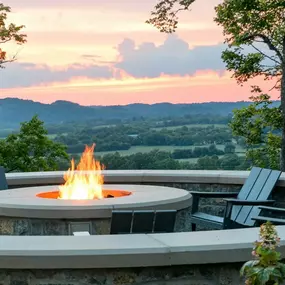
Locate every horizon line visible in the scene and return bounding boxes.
[0,97,281,108]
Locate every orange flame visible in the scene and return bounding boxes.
[58,144,104,200]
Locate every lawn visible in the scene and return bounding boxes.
[152,124,229,131]
[94,144,246,157]
[177,153,246,164]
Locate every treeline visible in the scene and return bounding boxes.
[58,150,248,171]
[44,113,231,135]
[171,145,224,159]
[0,99,253,129]
[99,151,249,171]
[55,125,232,154]
[152,114,231,128]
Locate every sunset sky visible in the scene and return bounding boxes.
[0,0,279,106]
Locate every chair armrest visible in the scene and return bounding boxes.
[190,191,238,198]
[258,206,285,213]
[223,199,275,221]
[252,216,285,226]
[224,199,275,206]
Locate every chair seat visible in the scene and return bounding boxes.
[191,212,224,229]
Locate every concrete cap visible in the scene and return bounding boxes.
[0,226,285,269]
[0,184,192,218]
[7,170,285,187]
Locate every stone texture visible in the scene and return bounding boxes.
[0,264,245,285]
[0,217,14,235]
[0,182,245,235]
[92,219,111,235]
[30,220,44,235]
[13,219,30,236]
[174,206,192,232]
[0,218,112,236]
[43,220,68,236]
[1,181,283,235]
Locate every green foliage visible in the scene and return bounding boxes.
[147,0,285,169]
[0,3,27,67]
[0,115,69,172]
[241,222,285,285]
[55,123,232,154]
[146,0,195,33]
[214,0,284,88]
[63,150,248,171]
[230,94,282,169]
[224,143,236,154]
[0,98,247,129]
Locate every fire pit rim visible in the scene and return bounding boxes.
[36,189,132,200]
[0,184,192,219]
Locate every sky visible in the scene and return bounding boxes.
[0,0,279,106]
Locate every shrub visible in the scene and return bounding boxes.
[241,222,285,285]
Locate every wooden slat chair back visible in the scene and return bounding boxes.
[190,167,281,230]
[231,168,281,227]
[110,210,177,234]
[0,166,8,191]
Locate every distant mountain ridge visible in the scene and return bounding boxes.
[0,98,280,128]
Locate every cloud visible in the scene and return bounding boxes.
[1,35,229,89]
[7,0,156,11]
[0,62,113,88]
[81,54,102,59]
[115,35,226,77]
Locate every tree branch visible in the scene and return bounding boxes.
[0,50,20,68]
[250,44,281,65]
[0,38,12,44]
[269,78,282,91]
[243,33,283,62]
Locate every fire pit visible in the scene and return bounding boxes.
[0,145,192,236]
[36,189,131,199]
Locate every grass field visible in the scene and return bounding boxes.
[177,153,246,164]
[94,144,246,157]
[152,124,229,131]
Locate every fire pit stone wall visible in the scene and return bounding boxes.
[3,170,285,235]
[0,183,192,236]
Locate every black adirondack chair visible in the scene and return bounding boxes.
[252,206,285,226]
[0,166,8,190]
[110,210,177,234]
[190,167,281,231]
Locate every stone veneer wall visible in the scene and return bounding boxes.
[0,181,240,235]
[0,263,243,285]
[0,207,191,236]
[0,217,111,236]
[1,180,284,235]
[144,182,285,222]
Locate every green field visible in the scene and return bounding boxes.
[94,144,246,157]
[177,153,246,164]
[152,124,229,131]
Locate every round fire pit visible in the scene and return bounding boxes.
[36,189,132,199]
[0,184,192,236]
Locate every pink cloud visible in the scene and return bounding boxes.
[0,71,279,106]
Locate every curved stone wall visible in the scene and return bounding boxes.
[1,170,285,284]
[0,226,285,284]
[5,170,285,223]
[0,184,192,235]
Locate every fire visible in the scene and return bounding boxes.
[58,144,104,200]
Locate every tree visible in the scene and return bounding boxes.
[0,3,27,67]
[0,116,69,172]
[147,0,285,170]
[224,143,236,154]
[231,94,282,169]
